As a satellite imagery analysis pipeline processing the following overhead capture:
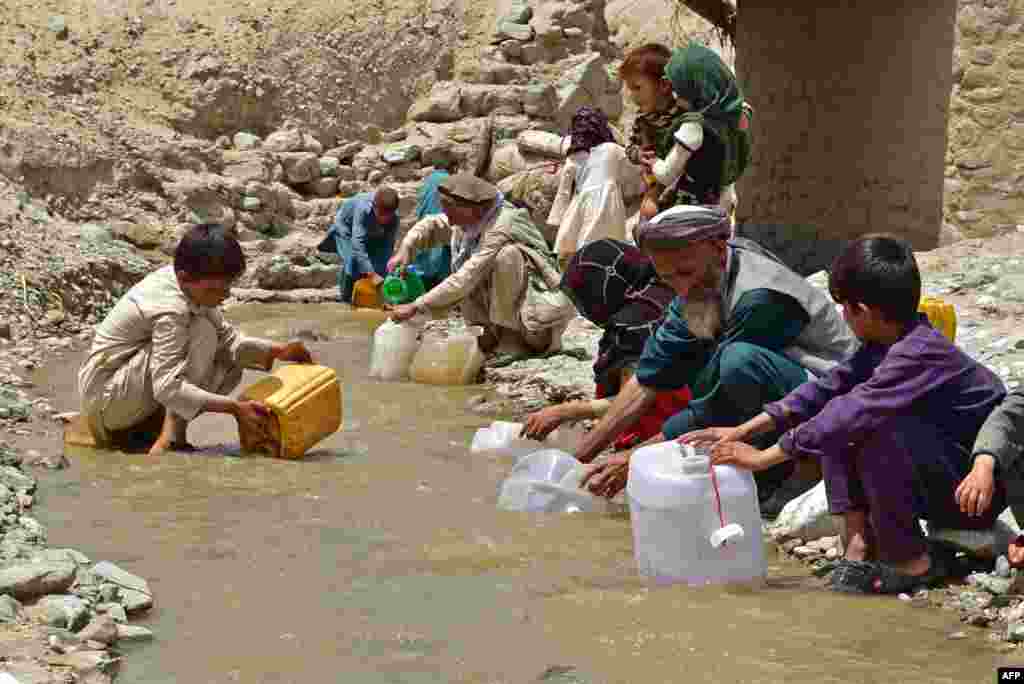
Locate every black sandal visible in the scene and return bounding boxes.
[828,550,955,595]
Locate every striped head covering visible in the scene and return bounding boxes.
[635,205,731,250]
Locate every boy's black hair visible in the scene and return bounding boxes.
[828,234,921,323]
[174,223,246,280]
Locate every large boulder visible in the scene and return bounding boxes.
[0,560,76,600]
[414,118,493,177]
[408,82,463,123]
[250,256,340,290]
[460,84,525,117]
[221,151,276,184]
[89,561,153,613]
[553,53,623,129]
[263,128,305,153]
[279,152,320,185]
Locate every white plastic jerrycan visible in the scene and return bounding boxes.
[409,326,486,386]
[497,449,610,514]
[627,440,766,586]
[368,316,426,382]
[470,421,586,461]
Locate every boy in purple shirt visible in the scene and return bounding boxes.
[684,235,1007,594]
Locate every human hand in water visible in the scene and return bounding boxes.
[273,341,314,364]
[521,406,567,440]
[680,426,745,449]
[386,254,408,274]
[390,303,419,322]
[581,453,630,499]
[955,453,996,518]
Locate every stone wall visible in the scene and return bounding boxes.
[946,0,1024,240]
[734,0,959,275]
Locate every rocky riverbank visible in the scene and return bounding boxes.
[0,443,155,684]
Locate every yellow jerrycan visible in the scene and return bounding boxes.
[918,296,957,343]
[238,364,342,459]
[352,277,383,310]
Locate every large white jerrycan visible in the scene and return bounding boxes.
[627,440,766,586]
[368,316,425,381]
[470,421,586,461]
[498,449,610,513]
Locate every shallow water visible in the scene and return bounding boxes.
[27,304,1024,682]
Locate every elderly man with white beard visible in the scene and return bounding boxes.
[576,205,859,510]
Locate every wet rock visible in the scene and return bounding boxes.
[18,516,46,542]
[21,451,69,470]
[1008,621,1024,643]
[116,624,155,642]
[78,614,119,645]
[0,561,76,600]
[792,546,820,559]
[1,660,60,684]
[30,549,89,566]
[0,593,22,622]
[89,561,152,613]
[926,508,1021,558]
[33,594,90,631]
[95,602,126,623]
[975,573,1016,595]
[956,589,992,611]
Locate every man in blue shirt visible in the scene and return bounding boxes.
[318,188,400,303]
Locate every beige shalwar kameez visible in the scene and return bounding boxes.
[77,266,275,445]
[395,205,576,351]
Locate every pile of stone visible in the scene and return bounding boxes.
[0,448,154,683]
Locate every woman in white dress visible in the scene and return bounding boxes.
[547,107,632,270]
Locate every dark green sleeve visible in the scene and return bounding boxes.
[720,288,810,351]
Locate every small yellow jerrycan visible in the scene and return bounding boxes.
[238,364,342,459]
[918,296,957,343]
[352,277,383,310]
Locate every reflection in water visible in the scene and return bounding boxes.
[28,305,1024,682]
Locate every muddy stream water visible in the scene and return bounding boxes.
[22,304,1024,683]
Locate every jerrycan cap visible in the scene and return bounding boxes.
[710,522,745,548]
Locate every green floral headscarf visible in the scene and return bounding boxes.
[664,42,744,129]
[662,42,752,191]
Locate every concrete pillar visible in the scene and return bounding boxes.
[734,0,958,274]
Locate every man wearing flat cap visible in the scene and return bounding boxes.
[389,173,575,358]
[579,205,858,510]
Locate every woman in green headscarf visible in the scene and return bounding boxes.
[638,42,752,219]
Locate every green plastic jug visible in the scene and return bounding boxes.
[381,265,426,306]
